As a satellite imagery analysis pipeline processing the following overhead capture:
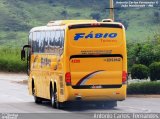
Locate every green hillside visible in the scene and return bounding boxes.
[0,0,106,48]
[0,0,159,72]
[0,0,159,48]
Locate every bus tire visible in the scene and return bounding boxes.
[32,81,42,104]
[34,96,42,104]
[104,101,117,108]
[50,86,61,109]
[96,101,117,109]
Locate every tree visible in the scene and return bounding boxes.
[131,64,149,80]
[149,62,160,81]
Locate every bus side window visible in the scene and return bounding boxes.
[32,32,37,53]
[59,30,62,48]
[58,30,61,55]
[29,32,32,53]
[41,31,46,53]
[49,30,55,54]
[55,30,59,55]
[45,31,50,53]
[36,32,42,53]
[59,30,64,55]
[29,33,32,46]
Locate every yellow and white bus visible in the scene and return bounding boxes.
[21,20,127,109]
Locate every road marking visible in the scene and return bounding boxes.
[120,105,151,112]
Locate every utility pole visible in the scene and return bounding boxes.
[109,0,114,21]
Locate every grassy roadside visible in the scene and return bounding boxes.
[0,48,26,72]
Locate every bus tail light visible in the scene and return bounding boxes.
[65,72,71,85]
[122,71,127,84]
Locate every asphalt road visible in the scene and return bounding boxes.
[0,73,160,119]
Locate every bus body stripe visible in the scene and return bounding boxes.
[76,70,105,86]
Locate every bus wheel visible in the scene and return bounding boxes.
[104,101,117,108]
[32,84,42,104]
[34,96,42,104]
[51,88,61,109]
[96,101,117,109]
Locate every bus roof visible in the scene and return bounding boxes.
[47,20,97,26]
[30,20,124,32]
[30,25,67,33]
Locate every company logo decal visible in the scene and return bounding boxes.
[74,32,117,41]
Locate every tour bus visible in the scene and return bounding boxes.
[21,20,127,109]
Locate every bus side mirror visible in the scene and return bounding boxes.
[21,49,26,61]
[21,45,31,61]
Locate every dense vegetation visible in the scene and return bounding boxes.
[149,62,160,81]
[0,48,26,72]
[128,82,160,94]
[0,0,160,73]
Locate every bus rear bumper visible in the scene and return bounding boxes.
[64,84,127,102]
